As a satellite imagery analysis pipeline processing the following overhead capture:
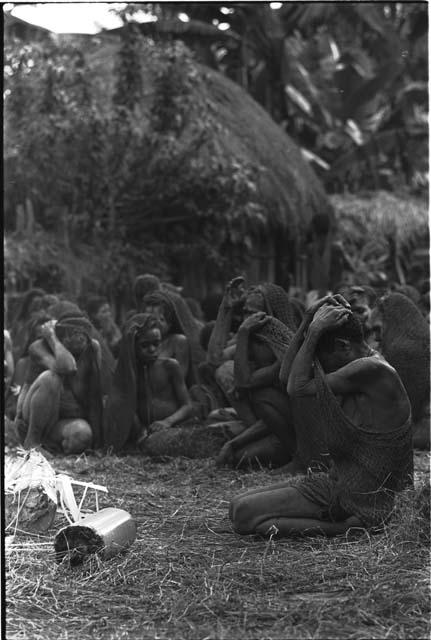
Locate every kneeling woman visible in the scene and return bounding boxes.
[229,298,412,536]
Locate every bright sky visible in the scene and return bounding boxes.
[6,2,284,35]
[6,2,141,34]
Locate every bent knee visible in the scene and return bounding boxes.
[61,419,93,454]
[32,369,62,392]
[229,495,259,535]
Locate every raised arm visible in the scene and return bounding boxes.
[207,277,245,366]
[280,294,351,387]
[29,322,77,376]
[233,312,273,389]
[287,303,352,396]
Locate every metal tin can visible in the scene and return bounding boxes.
[54,507,137,565]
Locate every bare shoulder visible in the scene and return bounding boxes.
[172,333,189,346]
[331,354,402,395]
[4,330,12,350]
[343,352,394,376]
[28,338,49,358]
[158,357,182,373]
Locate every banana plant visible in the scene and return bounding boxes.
[126,2,427,194]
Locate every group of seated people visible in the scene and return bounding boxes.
[4,272,430,538]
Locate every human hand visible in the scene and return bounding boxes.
[309,303,352,335]
[148,419,171,434]
[224,276,246,309]
[238,311,269,334]
[215,441,235,468]
[40,319,57,341]
[306,294,350,319]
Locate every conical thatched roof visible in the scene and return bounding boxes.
[84,35,332,236]
[196,64,332,233]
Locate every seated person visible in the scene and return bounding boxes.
[369,292,430,450]
[104,313,194,452]
[10,288,47,361]
[142,290,205,386]
[47,300,116,392]
[335,284,377,339]
[245,282,299,331]
[230,297,412,537]
[14,313,107,454]
[201,277,245,405]
[215,309,295,469]
[204,277,298,404]
[85,296,122,358]
[5,313,51,420]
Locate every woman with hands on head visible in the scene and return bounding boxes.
[229,294,412,538]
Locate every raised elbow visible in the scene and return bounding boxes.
[54,355,77,376]
[287,377,313,398]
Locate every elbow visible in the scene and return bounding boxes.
[286,380,294,397]
[286,381,299,398]
[286,372,296,397]
[55,358,77,376]
[287,376,308,398]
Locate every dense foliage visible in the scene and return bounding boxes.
[4,33,272,293]
[126,2,428,194]
[4,3,428,300]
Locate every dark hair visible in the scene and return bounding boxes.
[185,297,204,321]
[14,288,46,323]
[85,296,109,320]
[134,274,161,302]
[20,313,52,357]
[317,314,364,353]
[135,315,160,338]
[143,292,175,327]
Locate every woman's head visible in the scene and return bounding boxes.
[316,313,365,373]
[243,287,266,318]
[143,293,175,337]
[135,317,162,363]
[134,274,161,310]
[55,314,93,357]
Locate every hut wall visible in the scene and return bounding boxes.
[246,237,276,285]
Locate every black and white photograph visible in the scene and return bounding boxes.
[4,1,430,638]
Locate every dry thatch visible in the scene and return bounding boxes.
[5,450,430,640]
[331,191,428,247]
[198,64,332,234]
[330,191,429,283]
[86,35,332,236]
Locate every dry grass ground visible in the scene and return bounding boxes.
[5,450,430,640]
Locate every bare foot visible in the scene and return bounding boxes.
[270,458,306,477]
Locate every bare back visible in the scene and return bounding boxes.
[325,352,411,433]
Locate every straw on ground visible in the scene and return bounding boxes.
[6,451,430,640]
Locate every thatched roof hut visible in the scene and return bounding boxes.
[84,34,333,296]
[198,64,331,234]
[6,22,334,301]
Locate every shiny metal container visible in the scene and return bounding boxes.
[54,507,137,565]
